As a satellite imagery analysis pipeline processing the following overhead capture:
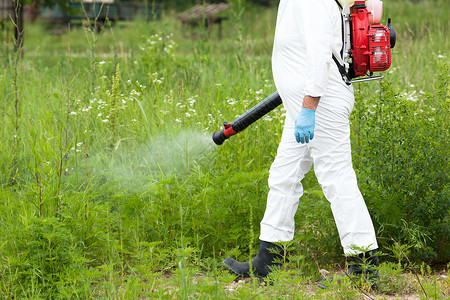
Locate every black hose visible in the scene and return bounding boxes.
[212,91,282,145]
[231,91,282,132]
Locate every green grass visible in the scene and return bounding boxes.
[0,0,449,298]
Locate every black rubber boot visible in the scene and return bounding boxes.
[348,249,379,277]
[318,249,380,290]
[223,240,284,278]
[347,249,380,289]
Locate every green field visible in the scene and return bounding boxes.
[0,0,449,298]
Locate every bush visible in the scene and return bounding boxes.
[351,64,449,264]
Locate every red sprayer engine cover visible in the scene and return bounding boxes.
[368,24,391,72]
[351,1,391,77]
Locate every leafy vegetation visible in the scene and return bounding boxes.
[0,0,448,298]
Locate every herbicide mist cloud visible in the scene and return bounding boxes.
[89,130,215,194]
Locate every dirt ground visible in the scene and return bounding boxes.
[222,270,449,299]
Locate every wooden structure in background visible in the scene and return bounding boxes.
[177,3,231,38]
[0,0,22,52]
[0,0,14,20]
[40,0,161,27]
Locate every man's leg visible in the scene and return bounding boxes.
[309,102,378,254]
[260,123,314,242]
[224,121,313,278]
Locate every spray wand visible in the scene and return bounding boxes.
[212,91,282,145]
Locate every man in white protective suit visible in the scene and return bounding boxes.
[224,0,380,286]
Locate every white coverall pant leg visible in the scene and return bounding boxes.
[259,100,378,255]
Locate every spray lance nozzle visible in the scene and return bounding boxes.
[212,91,283,145]
[212,122,239,145]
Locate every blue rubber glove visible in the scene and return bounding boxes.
[295,108,316,144]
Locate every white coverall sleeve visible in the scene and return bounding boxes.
[294,0,333,97]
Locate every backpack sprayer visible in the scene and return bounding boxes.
[212,0,396,146]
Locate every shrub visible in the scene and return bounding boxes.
[351,64,449,263]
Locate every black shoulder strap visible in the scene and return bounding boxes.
[332,54,352,85]
[333,0,351,85]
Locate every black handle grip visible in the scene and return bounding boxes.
[212,91,283,145]
[230,91,282,132]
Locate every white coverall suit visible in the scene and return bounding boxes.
[259,0,378,255]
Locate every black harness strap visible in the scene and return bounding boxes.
[333,54,352,85]
[339,10,344,58]
[333,0,351,85]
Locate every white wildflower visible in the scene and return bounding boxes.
[185,112,191,117]
[227,98,236,105]
[99,61,106,65]
[102,119,108,123]
[175,119,182,123]
[407,91,418,102]
[70,111,77,115]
